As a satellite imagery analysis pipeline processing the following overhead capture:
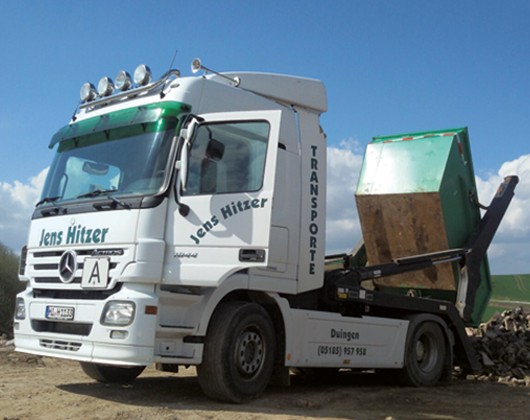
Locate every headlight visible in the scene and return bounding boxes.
[101,301,135,326]
[14,298,25,320]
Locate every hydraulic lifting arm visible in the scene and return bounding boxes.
[334,176,518,371]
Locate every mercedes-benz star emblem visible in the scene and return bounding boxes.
[59,250,77,283]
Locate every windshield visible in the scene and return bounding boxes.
[39,118,177,205]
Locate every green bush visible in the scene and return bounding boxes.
[0,242,24,338]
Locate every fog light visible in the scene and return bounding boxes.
[115,70,132,91]
[97,76,115,97]
[110,330,129,340]
[14,298,25,320]
[134,64,152,86]
[101,301,135,326]
[80,82,97,102]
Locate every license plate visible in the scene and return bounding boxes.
[81,257,110,289]
[46,305,75,321]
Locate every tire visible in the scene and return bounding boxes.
[197,301,276,403]
[399,321,446,386]
[80,362,145,383]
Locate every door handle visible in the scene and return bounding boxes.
[239,249,266,262]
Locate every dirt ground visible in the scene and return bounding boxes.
[1,346,529,420]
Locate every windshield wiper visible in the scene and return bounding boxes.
[77,189,130,209]
[36,195,66,216]
[35,195,62,207]
[77,188,117,199]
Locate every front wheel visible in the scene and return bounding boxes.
[80,362,145,383]
[197,301,276,403]
[399,321,447,386]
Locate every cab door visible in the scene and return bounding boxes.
[164,110,282,286]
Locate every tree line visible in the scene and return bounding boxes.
[0,242,24,338]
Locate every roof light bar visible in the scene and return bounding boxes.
[79,63,180,108]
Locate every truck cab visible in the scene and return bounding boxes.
[15,62,329,400]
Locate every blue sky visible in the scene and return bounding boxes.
[1,0,529,273]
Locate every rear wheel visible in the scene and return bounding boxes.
[399,321,446,386]
[197,301,276,403]
[80,362,145,383]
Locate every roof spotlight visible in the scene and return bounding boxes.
[115,70,132,91]
[97,76,115,97]
[191,58,203,73]
[80,82,97,102]
[134,64,152,86]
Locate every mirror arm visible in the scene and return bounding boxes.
[175,172,190,216]
[174,141,190,217]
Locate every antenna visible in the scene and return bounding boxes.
[191,58,240,87]
[160,50,180,99]
[167,49,178,73]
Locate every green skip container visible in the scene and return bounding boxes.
[355,127,490,326]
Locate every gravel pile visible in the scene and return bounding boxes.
[467,307,530,386]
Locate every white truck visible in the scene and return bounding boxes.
[14,59,518,402]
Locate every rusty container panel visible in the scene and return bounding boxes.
[356,192,455,289]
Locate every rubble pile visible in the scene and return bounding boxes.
[468,307,530,386]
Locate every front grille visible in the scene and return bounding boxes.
[32,320,92,336]
[33,283,122,300]
[34,277,82,284]
[29,246,126,288]
[34,249,99,258]
[34,263,117,283]
[34,263,58,270]
[40,339,82,352]
[33,276,77,283]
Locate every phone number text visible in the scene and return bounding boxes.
[317,345,367,357]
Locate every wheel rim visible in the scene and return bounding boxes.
[236,328,264,378]
[415,333,438,372]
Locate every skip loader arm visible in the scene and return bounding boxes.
[334,176,518,372]
[461,175,519,322]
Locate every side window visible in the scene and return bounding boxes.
[185,121,269,195]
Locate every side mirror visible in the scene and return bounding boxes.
[205,138,225,161]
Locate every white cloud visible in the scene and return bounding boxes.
[0,168,48,252]
[325,139,363,254]
[475,154,530,273]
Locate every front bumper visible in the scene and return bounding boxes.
[14,284,158,366]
